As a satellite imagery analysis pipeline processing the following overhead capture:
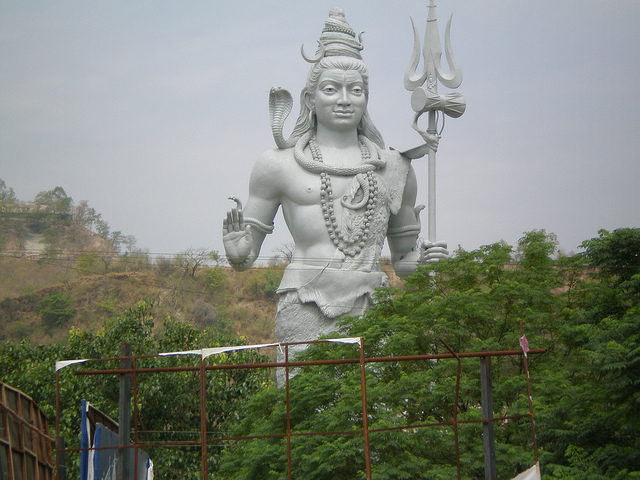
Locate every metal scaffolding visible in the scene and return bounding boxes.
[54,338,545,480]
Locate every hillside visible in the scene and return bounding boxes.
[0,180,402,347]
[0,253,283,346]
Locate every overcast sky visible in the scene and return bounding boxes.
[2,1,639,261]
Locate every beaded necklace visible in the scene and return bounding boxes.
[305,136,380,257]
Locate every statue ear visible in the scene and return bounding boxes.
[304,93,315,111]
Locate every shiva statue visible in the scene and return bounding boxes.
[223,8,447,383]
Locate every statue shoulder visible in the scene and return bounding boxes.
[376,147,411,179]
[252,147,294,174]
[383,147,410,165]
[249,147,296,193]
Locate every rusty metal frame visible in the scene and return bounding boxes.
[54,340,545,480]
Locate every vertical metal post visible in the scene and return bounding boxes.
[132,356,139,480]
[359,338,372,480]
[285,345,292,480]
[519,320,539,465]
[480,356,496,480]
[118,343,132,480]
[55,370,61,480]
[427,110,437,243]
[441,340,462,480]
[56,435,67,480]
[200,355,208,480]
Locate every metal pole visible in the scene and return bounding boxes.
[55,370,61,480]
[200,355,208,480]
[118,343,132,480]
[56,437,67,480]
[132,356,139,480]
[441,340,461,480]
[285,345,292,480]
[480,357,496,480]
[519,321,539,465]
[359,338,372,480]
[427,110,437,242]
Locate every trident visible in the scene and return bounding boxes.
[404,0,465,243]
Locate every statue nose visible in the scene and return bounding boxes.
[338,88,351,105]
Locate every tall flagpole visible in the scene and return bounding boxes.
[404,0,465,243]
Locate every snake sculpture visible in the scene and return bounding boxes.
[269,87,297,149]
[268,86,298,150]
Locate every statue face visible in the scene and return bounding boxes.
[312,69,366,133]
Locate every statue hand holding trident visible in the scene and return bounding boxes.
[403,0,465,252]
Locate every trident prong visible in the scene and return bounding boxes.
[437,14,463,88]
[405,6,463,93]
[403,0,465,244]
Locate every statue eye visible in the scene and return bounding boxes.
[351,86,363,95]
[322,86,337,94]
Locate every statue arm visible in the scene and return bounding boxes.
[387,165,449,277]
[223,151,282,271]
[388,165,423,277]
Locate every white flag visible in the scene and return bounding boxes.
[511,463,540,480]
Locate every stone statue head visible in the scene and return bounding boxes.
[289,8,385,148]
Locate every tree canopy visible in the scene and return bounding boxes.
[214,229,640,479]
[1,228,639,479]
[0,300,270,480]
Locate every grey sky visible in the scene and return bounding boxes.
[1,1,639,260]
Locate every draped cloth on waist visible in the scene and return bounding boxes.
[276,263,388,319]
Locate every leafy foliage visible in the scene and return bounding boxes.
[215,229,640,479]
[2,225,639,478]
[0,300,271,480]
[542,228,640,478]
[39,292,75,326]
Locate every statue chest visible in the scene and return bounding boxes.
[283,170,390,213]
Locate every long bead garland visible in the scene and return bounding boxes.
[308,137,379,257]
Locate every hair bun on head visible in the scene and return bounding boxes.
[302,8,364,63]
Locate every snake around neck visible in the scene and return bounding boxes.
[293,131,385,176]
[296,132,384,257]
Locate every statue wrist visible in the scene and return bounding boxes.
[228,256,253,270]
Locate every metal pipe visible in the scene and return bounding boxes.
[59,344,545,479]
[133,354,140,480]
[200,355,208,480]
[360,338,372,480]
[285,345,292,480]
[441,340,462,480]
[72,349,547,376]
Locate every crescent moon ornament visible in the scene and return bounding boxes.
[301,41,326,63]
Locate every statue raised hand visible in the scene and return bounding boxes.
[222,198,254,270]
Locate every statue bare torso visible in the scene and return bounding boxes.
[246,144,415,268]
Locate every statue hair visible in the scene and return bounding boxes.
[289,56,385,149]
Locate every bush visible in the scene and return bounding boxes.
[39,292,75,326]
[202,266,227,292]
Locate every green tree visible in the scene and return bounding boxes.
[0,300,270,480]
[39,292,75,326]
[72,199,99,230]
[216,229,640,479]
[34,186,73,216]
[580,228,640,285]
[0,178,17,204]
[216,231,565,479]
[29,186,73,232]
[177,247,214,278]
[541,228,640,479]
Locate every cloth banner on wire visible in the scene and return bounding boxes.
[511,463,540,480]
